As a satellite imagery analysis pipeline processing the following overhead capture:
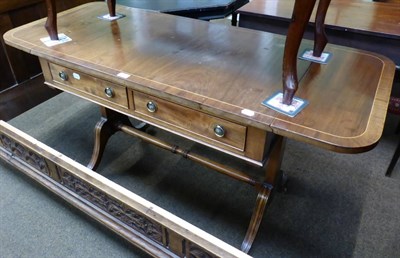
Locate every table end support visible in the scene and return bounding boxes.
[87,107,132,171]
[241,135,286,253]
[241,186,271,253]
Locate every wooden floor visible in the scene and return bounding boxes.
[0,75,60,121]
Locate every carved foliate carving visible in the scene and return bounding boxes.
[0,134,49,175]
[189,242,216,258]
[0,133,223,256]
[60,170,163,244]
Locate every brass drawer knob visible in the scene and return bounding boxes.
[104,87,114,98]
[213,125,225,138]
[146,101,157,113]
[58,71,68,81]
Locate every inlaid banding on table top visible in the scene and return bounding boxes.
[3,2,395,152]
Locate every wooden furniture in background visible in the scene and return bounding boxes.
[44,0,251,38]
[4,2,395,255]
[117,0,249,20]
[0,0,98,122]
[235,0,400,68]
[0,75,60,121]
[374,0,400,3]
[0,0,99,91]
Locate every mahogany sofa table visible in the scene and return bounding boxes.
[3,2,395,255]
[235,0,400,67]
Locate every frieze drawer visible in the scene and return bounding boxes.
[48,63,128,109]
[133,91,247,152]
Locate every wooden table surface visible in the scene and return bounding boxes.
[237,0,400,38]
[119,0,242,10]
[4,2,395,153]
[236,0,400,66]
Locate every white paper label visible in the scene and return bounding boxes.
[299,49,332,64]
[98,13,125,21]
[72,73,81,80]
[241,109,255,117]
[117,72,130,79]
[40,33,72,47]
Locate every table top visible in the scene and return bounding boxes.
[117,0,248,19]
[237,0,400,39]
[4,2,395,153]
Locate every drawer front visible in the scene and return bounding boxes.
[48,63,128,108]
[133,91,247,151]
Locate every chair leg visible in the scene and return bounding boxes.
[395,120,400,134]
[386,137,400,177]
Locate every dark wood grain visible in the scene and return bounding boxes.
[241,135,286,253]
[0,75,60,121]
[87,107,132,170]
[0,0,42,13]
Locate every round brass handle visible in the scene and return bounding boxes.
[58,71,68,81]
[104,87,114,98]
[213,125,225,138]
[146,101,157,113]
